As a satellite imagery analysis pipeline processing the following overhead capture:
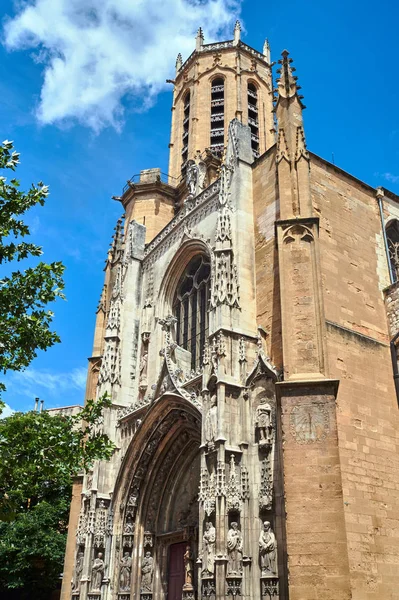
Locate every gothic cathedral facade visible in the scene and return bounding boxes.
[61,23,399,600]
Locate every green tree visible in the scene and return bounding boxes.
[0,139,65,396]
[0,395,115,599]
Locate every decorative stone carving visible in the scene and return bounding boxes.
[183,545,194,589]
[200,466,216,517]
[226,455,241,512]
[202,521,216,576]
[227,522,243,575]
[238,337,246,363]
[259,456,273,511]
[241,466,250,501]
[201,578,216,600]
[141,551,154,592]
[259,522,277,576]
[256,399,273,447]
[144,532,154,548]
[186,156,207,199]
[72,550,84,592]
[210,250,240,309]
[261,577,279,599]
[90,553,105,592]
[139,351,148,386]
[216,460,226,497]
[226,577,242,598]
[119,552,132,592]
[94,500,109,549]
[205,395,217,451]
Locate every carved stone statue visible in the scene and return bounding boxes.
[227,522,243,575]
[256,399,273,446]
[259,521,277,576]
[72,550,84,591]
[205,395,217,450]
[202,521,216,576]
[183,545,194,589]
[186,161,199,196]
[90,552,105,591]
[119,552,132,591]
[139,351,148,385]
[141,551,154,592]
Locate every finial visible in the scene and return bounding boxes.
[175,53,182,73]
[276,50,304,106]
[263,39,271,63]
[196,27,204,51]
[233,20,241,45]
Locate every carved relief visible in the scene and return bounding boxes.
[216,460,226,497]
[90,552,105,592]
[227,522,243,576]
[226,578,242,598]
[141,551,154,592]
[290,403,329,443]
[72,550,84,592]
[183,545,195,589]
[256,399,273,447]
[282,223,314,245]
[259,457,273,511]
[226,455,241,512]
[119,552,132,592]
[205,395,217,451]
[98,338,121,386]
[202,521,216,576]
[259,522,277,576]
[210,250,240,309]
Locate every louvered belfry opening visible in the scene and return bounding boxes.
[210,77,225,156]
[248,82,260,158]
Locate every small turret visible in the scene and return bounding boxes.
[196,27,204,51]
[263,38,271,63]
[175,53,182,75]
[233,20,241,45]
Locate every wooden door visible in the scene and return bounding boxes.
[168,542,186,600]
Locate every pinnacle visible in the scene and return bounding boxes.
[276,50,304,105]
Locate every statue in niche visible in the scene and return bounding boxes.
[255,398,273,446]
[183,545,194,589]
[90,552,105,591]
[139,351,148,385]
[186,161,199,196]
[124,514,135,534]
[227,522,243,576]
[119,552,132,591]
[141,551,154,592]
[202,521,216,576]
[205,395,217,451]
[259,521,277,576]
[72,550,84,591]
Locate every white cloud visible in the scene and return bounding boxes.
[1,403,15,418]
[3,0,241,131]
[382,172,399,185]
[9,366,87,398]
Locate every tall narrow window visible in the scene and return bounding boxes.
[182,91,190,175]
[174,255,211,370]
[210,77,224,156]
[247,83,259,158]
[387,220,399,282]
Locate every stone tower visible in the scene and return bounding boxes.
[61,23,399,600]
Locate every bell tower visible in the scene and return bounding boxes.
[168,22,275,180]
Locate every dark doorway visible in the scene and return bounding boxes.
[168,542,186,600]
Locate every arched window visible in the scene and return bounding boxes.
[387,220,399,282]
[210,77,224,156]
[247,82,259,158]
[182,91,190,175]
[173,255,211,370]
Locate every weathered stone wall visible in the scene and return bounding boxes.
[384,281,399,336]
[252,148,283,369]
[311,156,399,599]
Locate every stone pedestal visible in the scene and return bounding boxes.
[260,575,279,599]
[226,575,242,598]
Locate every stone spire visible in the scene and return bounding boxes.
[275,50,310,218]
[175,53,182,74]
[233,20,241,45]
[109,217,124,264]
[196,27,204,51]
[263,38,271,63]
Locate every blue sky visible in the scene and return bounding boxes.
[1,0,398,413]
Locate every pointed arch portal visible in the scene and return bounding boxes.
[113,394,201,599]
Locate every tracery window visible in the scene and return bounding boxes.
[182,91,190,175]
[173,255,211,370]
[387,220,399,282]
[210,77,225,156]
[247,82,259,158]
